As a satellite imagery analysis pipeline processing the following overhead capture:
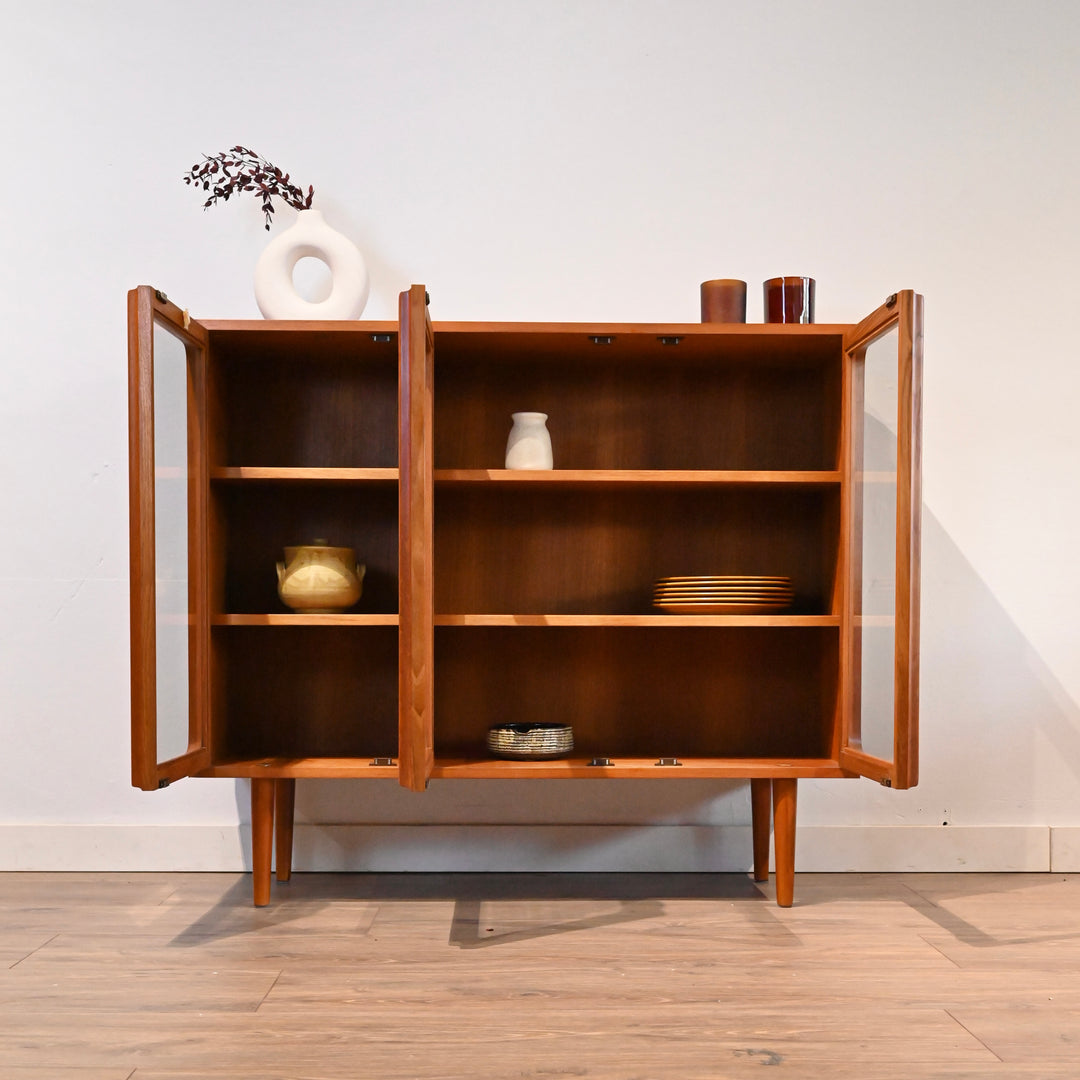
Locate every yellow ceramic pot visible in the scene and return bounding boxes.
[276,541,365,613]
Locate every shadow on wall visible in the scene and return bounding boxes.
[231,501,1080,842]
[800,501,1080,826]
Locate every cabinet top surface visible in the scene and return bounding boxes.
[197,318,849,367]
[199,318,850,336]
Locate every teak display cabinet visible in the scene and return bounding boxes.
[128,283,923,907]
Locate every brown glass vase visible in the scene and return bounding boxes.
[763,277,815,323]
[700,279,747,323]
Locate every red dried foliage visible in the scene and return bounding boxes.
[183,146,315,230]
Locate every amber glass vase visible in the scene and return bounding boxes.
[700,279,747,323]
[763,277,815,323]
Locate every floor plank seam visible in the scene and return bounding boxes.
[255,970,284,1012]
[8,933,58,969]
[920,935,963,969]
[945,1008,1003,1062]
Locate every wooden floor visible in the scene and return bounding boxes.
[2,871,1079,1079]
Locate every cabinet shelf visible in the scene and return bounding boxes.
[434,469,841,487]
[213,614,399,626]
[201,756,400,779]
[211,467,399,483]
[434,614,839,627]
[428,757,850,780]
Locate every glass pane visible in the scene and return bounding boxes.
[153,320,192,762]
[855,326,898,762]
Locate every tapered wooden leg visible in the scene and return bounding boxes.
[251,778,275,907]
[750,778,772,882]
[772,778,797,908]
[275,778,296,883]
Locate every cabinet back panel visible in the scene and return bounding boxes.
[208,343,398,468]
[212,627,398,759]
[211,484,399,614]
[434,359,839,471]
[435,487,838,615]
[435,627,837,759]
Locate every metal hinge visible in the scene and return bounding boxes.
[880,777,893,787]
[589,335,614,346]
[655,757,682,767]
[587,757,614,767]
[154,289,168,304]
[370,757,396,767]
[157,778,170,789]
[885,293,897,308]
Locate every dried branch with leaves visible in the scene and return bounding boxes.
[183,146,314,230]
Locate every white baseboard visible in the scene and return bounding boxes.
[0,823,1068,873]
[1050,827,1080,871]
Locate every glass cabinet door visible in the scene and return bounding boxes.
[840,291,923,788]
[128,287,211,789]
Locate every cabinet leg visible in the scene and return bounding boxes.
[772,778,797,908]
[275,779,296,883]
[750,778,771,882]
[251,778,275,907]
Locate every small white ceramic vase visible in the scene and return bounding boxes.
[505,412,553,470]
[253,209,369,320]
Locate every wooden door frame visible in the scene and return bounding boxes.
[128,286,212,790]
[839,290,922,789]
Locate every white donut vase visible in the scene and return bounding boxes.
[253,208,369,319]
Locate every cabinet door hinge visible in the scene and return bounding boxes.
[157,777,171,789]
[880,777,893,787]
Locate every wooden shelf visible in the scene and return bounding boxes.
[199,755,849,780]
[434,469,841,487]
[213,614,398,626]
[200,757,400,779]
[428,757,850,780]
[211,467,399,482]
[434,614,839,627]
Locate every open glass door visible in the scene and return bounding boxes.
[398,284,435,791]
[840,291,923,788]
[128,286,211,789]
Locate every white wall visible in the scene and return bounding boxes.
[3,0,1079,873]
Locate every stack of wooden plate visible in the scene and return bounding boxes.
[653,575,794,615]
